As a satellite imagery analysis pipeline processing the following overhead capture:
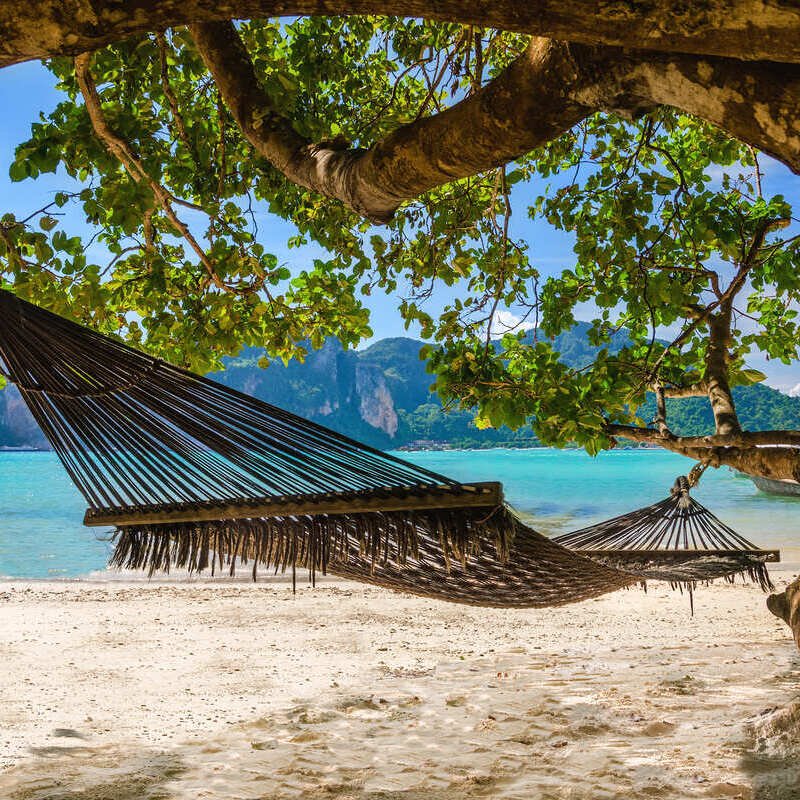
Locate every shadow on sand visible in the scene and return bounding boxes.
[4,751,185,800]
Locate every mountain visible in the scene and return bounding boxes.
[0,385,48,449]
[546,320,631,366]
[3,324,800,450]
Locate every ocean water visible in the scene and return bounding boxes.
[0,448,798,579]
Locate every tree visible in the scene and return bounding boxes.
[1,7,798,477]
[2,2,800,640]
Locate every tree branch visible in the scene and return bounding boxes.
[155,32,197,165]
[619,53,800,175]
[767,577,800,651]
[607,424,800,449]
[645,216,783,396]
[75,52,262,296]
[704,217,781,435]
[190,23,595,223]
[607,423,800,481]
[653,383,669,435]
[4,1,800,69]
[661,383,708,399]
[192,20,800,224]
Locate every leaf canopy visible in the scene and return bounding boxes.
[2,17,798,452]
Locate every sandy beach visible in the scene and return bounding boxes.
[1,569,799,800]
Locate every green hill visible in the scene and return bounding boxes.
[2,324,800,450]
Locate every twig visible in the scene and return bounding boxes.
[75,52,261,296]
[155,32,197,164]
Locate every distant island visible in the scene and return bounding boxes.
[3,322,800,451]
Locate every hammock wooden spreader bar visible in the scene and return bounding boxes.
[83,482,504,527]
[0,288,777,603]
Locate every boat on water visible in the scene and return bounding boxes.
[748,474,800,497]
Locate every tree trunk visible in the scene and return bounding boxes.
[2,1,800,69]
[706,308,741,437]
[767,577,800,649]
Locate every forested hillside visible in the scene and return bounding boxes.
[3,323,800,450]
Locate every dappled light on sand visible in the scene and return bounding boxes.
[1,577,799,799]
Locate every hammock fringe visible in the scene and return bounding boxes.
[584,552,774,593]
[110,506,517,583]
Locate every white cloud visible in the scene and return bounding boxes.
[789,383,800,398]
[489,310,535,338]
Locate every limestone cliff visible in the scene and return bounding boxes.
[0,384,48,449]
[355,361,398,437]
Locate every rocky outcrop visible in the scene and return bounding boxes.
[355,362,398,437]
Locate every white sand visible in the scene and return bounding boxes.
[1,569,799,799]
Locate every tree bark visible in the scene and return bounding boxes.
[609,51,800,180]
[606,424,800,482]
[767,577,800,650]
[192,20,800,222]
[673,446,800,482]
[706,307,741,437]
[3,1,800,70]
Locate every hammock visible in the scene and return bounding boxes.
[0,289,776,604]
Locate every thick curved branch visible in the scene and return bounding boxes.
[191,23,595,223]
[607,423,800,481]
[677,445,800,482]
[3,1,800,68]
[193,21,800,223]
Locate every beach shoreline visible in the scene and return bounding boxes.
[1,571,799,799]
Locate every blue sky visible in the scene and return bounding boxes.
[2,60,800,392]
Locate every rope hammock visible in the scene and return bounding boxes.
[0,289,777,605]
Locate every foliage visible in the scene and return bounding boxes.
[1,16,798,451]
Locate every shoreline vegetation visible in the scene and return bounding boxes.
[395,441,663,452]
[0,441,690,454]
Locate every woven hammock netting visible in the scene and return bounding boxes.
[0,289,777,604]
[552,477,776,591]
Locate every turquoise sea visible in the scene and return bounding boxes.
[1,448,798,579]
